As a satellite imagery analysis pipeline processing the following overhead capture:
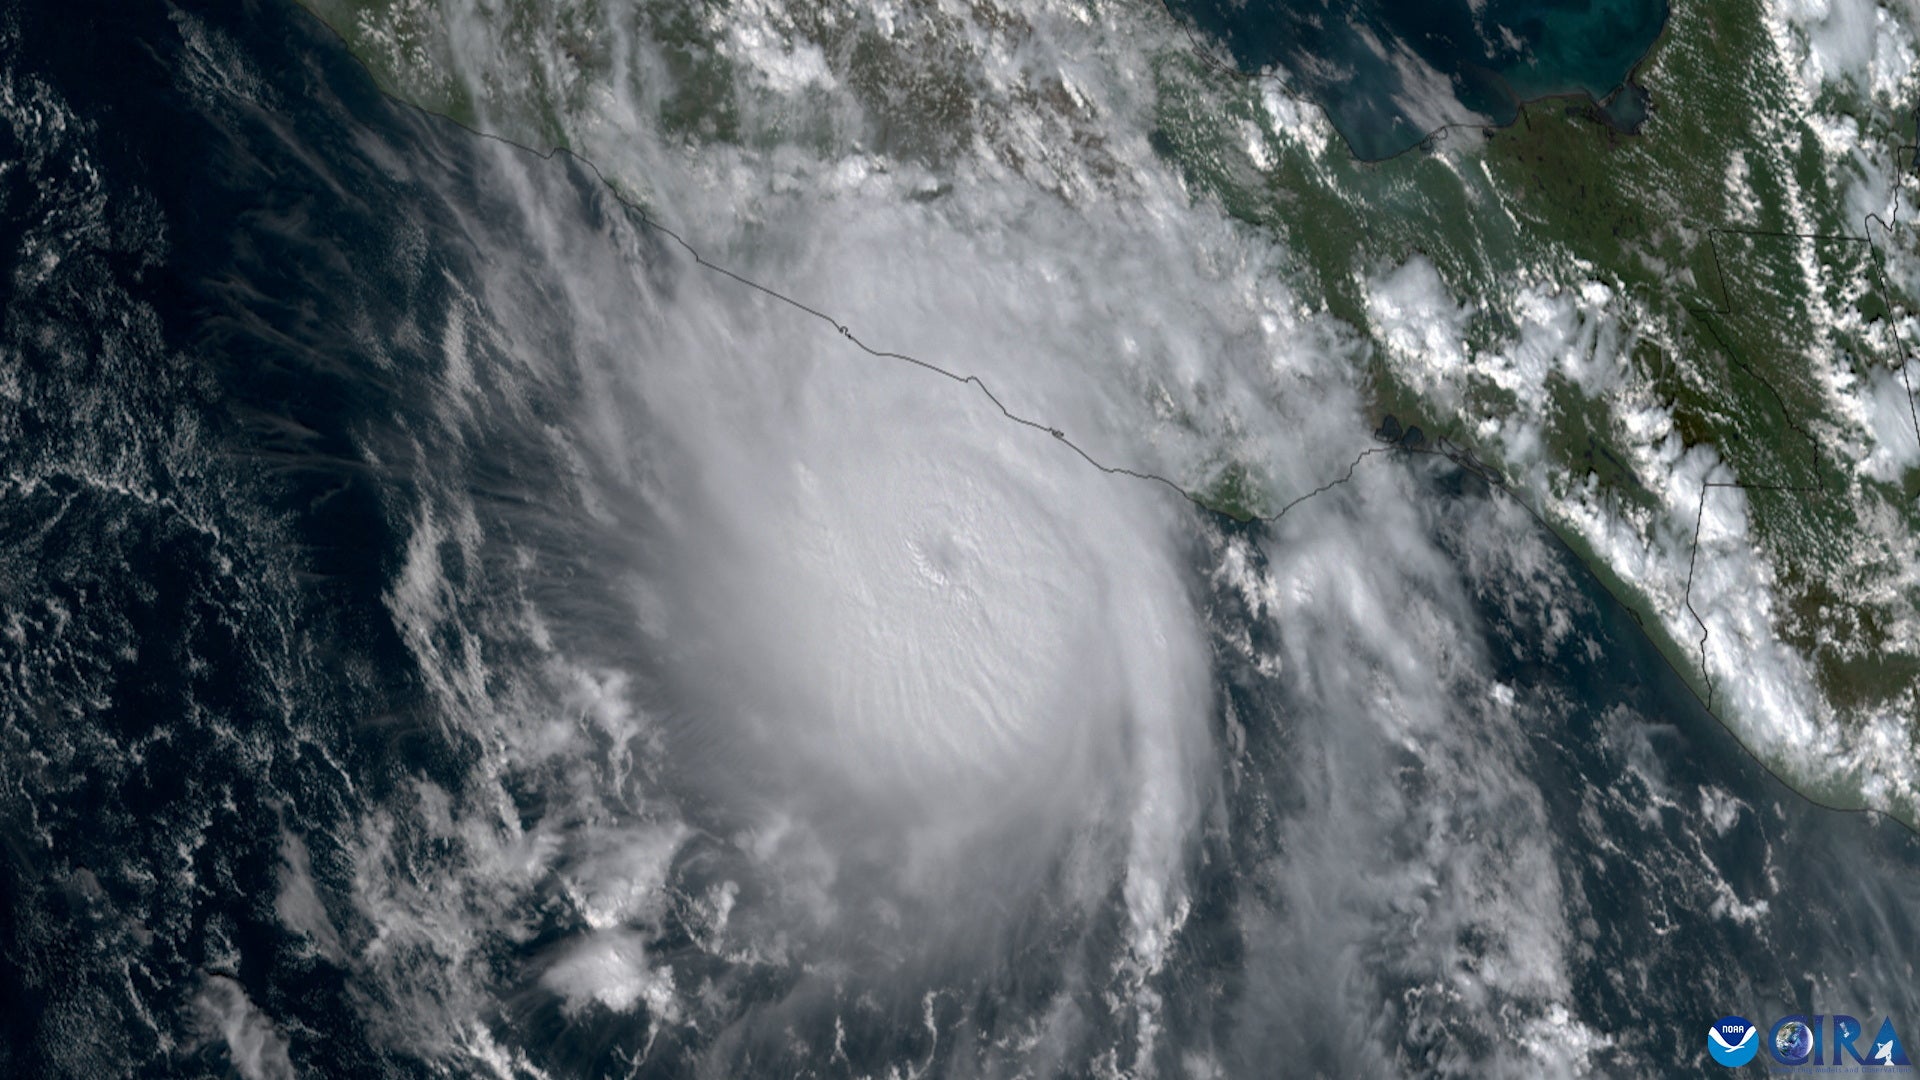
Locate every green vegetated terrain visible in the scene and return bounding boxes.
[303,0,1065,166]
[1509,7,1920,739]
[1157,0,1920,808]
[298,0,1920,816]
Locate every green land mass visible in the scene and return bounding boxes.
[297,0,1920,823]
[1153,0,1920,817]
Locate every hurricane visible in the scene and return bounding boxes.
[3,0,1920,1077]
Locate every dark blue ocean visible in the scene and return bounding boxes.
[0,0,1915,1076]
[1169,0,1667,158]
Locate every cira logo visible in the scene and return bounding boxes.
[1710,1016,1759,1067]
[1769,1014,1911,1068]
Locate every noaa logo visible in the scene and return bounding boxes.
[1710,1015,1759,1067]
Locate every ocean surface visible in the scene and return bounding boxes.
[1167,0,1669,159]
[0,0,1915,1076]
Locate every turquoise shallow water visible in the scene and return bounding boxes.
[1168,0,1668,159]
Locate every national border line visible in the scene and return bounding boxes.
[1159,0,1920,715]
[625,200,1415,526]
[314,64,1454,530]
[1673,113,1920,711]
[292,0,1920,832]
[1175,3,1920,769]
[1164,4,1920,813]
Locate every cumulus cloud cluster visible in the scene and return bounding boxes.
[322,7,1431,1062]
[193,977,295,1080]
[267,0,1917,1071]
